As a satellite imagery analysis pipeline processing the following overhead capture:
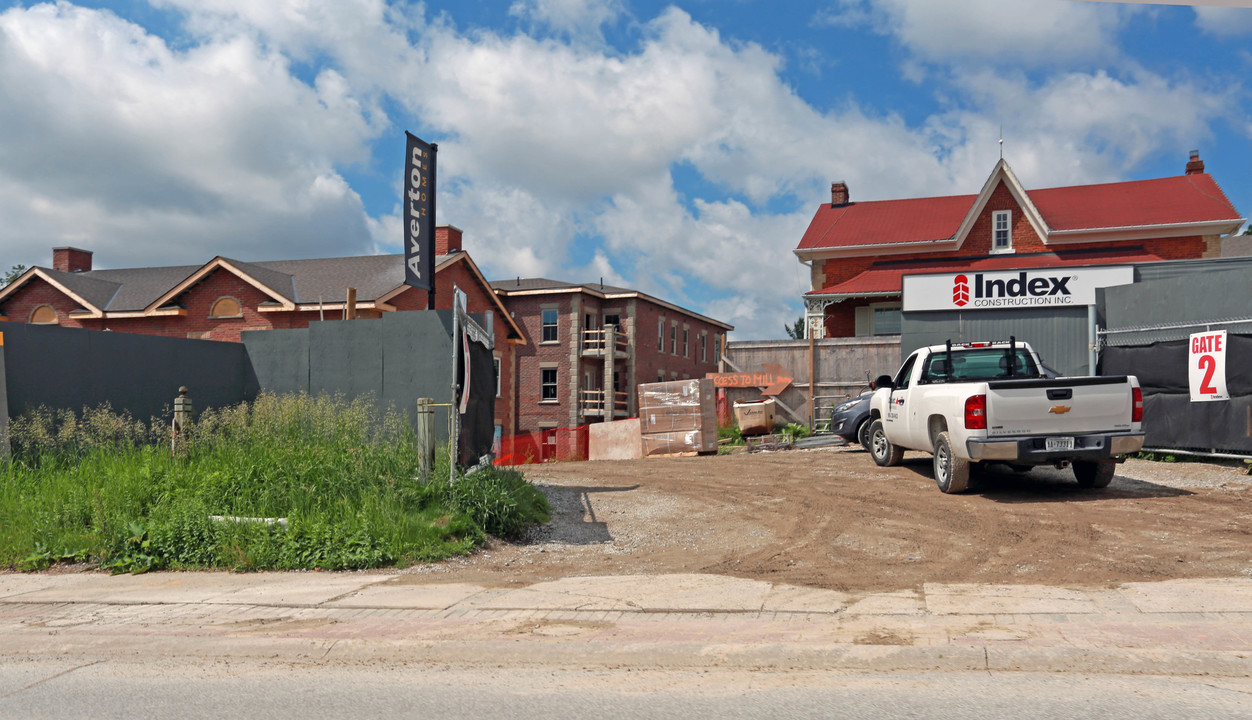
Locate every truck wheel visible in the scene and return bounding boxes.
[869,419,904,467]
[933,431,970,494]
[857,418,872,452]
[1073,460,1116,488]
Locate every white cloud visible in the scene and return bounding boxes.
[1194,6,1252,35]
[0,2,382,268]
[935,68,1230,188]
[0,1,1239,338]
[818,0,1125,65]
[508,0,624,41]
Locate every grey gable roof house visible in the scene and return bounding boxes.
[0,245,526,342]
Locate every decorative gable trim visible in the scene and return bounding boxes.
[143,258,296,314]
[0,268,105,318]
[378,254,529,345]
[951,159,1051,251]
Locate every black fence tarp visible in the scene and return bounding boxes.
[1101,335,1252,452]
[457,336,496,465]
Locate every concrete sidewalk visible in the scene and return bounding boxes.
[2,572,1250,675]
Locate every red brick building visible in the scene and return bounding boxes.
[0,226,527,430]
[491,279,733,434]
[796,153,1246,338]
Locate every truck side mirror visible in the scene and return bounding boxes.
[873,374,894,390]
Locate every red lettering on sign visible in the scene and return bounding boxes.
[1198,354,1218,395]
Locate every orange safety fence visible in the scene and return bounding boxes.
[494,424,590,466]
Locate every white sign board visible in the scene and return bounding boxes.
[902,266,1134,312]
[1188,330,1229,402]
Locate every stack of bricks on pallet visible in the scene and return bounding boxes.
[637,379,718,456]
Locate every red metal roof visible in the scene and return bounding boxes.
[797,173,1242,252]
[1030,173,1241,231]
[797,194,976,251]
[807,248,1165,297]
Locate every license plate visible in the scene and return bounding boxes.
[1045,437,1075,451]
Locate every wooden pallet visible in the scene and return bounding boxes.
[744,434,794,453]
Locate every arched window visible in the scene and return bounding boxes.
[30,305,58,325]
[209,297,242,318]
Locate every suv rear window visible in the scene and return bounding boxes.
[920,349,1040,383]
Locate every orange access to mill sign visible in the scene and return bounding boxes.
[706,363,793,396]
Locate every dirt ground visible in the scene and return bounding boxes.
[397,445,1252,592]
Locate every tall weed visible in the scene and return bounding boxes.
[0,394,549,572]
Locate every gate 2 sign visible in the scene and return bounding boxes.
[1189,330,1229,402]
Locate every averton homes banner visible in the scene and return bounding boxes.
[902,266,1134,312]
[403,132,436,291]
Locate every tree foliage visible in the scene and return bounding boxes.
[2,264,26,286]
[784,316,805,339]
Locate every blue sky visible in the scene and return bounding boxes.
[1,0,1250,339]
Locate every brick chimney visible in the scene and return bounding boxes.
[1185,150,1205,175]
[831,182,849,207]
[52,247,93,273]
[435,225,463,255]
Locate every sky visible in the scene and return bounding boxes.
[1,0,1250,340]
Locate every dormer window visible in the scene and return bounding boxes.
[992,210,1013,253]
[209,297,242,318]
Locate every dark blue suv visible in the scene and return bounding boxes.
[829,392,874,450]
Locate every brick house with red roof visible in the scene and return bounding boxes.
[0,226,527,431]
[796,153,1246,339]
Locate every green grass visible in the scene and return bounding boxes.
[0,394,549,573]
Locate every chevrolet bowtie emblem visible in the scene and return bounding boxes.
[1049,405,1072,414]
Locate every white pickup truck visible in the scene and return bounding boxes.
[867,339,1144,493]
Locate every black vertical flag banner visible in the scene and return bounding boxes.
[403,132,437,292]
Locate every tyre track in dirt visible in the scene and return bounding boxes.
[399,447,1252,592]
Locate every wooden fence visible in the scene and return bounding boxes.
[722,336,901,426]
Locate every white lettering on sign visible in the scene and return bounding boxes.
[1189,329,1229,402]
[406,146,426,280]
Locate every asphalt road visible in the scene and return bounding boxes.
[3,660,1252,719]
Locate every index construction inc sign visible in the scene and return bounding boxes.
[902,266,1134,312]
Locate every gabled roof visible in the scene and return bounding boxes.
[0,250,527,342]
[796,160,1245,257]
[808,247,1165,299]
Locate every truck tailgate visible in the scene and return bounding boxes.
[985,377,1135,437]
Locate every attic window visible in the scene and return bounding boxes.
[30,305,58,325]
[210,297,242,318]
[992,210,1013,253]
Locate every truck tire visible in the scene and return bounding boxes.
[1073,460,1115,488]
[932,431,970,494]
[857,418,872,452]
[869,419,904,467]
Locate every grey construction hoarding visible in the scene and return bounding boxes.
[899,306,1091,377]
[0,322,256,423]
[2,310,495,462]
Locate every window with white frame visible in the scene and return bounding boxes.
[658,318,664,351]
[670,324,677,355]
[992,210,1012,253]
[541,367,558,401]
[494,357,501,398]
[700,334,707,362]
[682,328,689,357]
[541,309,558,342]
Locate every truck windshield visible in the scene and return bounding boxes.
[920,349,1041,383]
